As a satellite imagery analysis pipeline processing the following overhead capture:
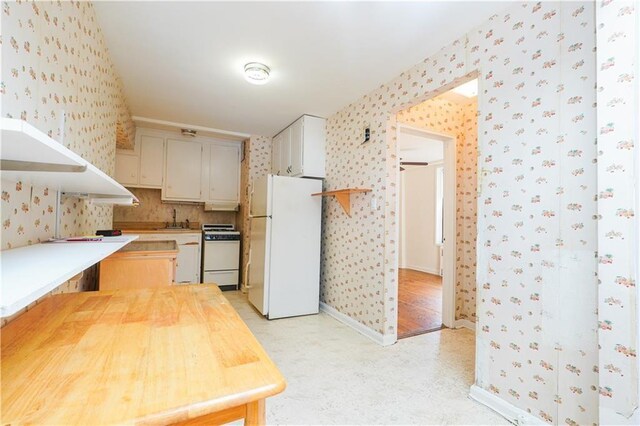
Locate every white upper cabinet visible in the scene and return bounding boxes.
[280,128,292,175]
[138,135,164,187]
[289,118,304,176]
[271,115,326,178]
[164,139,202,201]
[209,142,240,203]
[114,129,164,189]
[271,133,282,175]
[113,127,242,208]
[114,152,139,186]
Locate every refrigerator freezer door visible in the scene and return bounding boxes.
[250,175,271,217]
[247,216,270,315]
[268,176,323,319]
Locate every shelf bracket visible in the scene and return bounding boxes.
[1,160,87,173]
[312,188,372,217]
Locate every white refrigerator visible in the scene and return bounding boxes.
[247,175,323,319]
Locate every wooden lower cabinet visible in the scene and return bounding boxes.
[99,241,178,290]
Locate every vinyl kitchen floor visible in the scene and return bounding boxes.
[225,291,507,425]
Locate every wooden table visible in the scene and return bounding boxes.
[1,285,286,425]
[99,240,179,290]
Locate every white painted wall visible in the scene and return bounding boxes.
[399,164,441,275]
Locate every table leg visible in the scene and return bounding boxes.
[244,399,265,426]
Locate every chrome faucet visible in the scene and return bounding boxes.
[172,208,177,227]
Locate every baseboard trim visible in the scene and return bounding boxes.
[403,265,441,276]
[454,319,476,332]
[469,385,544,425]
[319,302,395,346]
[600,405,639,425]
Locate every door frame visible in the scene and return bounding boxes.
[396,123,457,329]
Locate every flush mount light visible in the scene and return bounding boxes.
[244,62,270,85]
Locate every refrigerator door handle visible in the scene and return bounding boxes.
[249,183,255,216]
[243,249,252,290]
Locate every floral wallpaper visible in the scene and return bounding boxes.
[112,187,236,227]
[1,0,133,320]
[595,0,639,424]
[396,95,478,322]
[323,2,600,424]
[239,135,272,288]
[1,0,134,251]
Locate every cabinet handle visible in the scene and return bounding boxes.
[182,242,199,246]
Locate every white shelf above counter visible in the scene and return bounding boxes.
[0,235,138,318]
[1,118,138,205]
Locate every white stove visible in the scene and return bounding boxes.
[202,224,240,290]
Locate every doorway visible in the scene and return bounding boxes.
[395,79,478,339]
[397,126,454,338]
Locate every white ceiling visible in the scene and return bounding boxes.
[94,2,506,137]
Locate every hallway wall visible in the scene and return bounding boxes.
[596,1,639,423]
[400,165,441,275]
[321,2,599,424]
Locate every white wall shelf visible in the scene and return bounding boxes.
[0,235,139,318]
[0,118,138,205]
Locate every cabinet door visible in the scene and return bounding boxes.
[115,153,139,186]
[164,139,202,200]
[175,241,200,284]
[272,133,282,175]
[280,127,292,175]
[209,142,240,202]
[139,135,164,187]
[289,118,304,176]
[300,115,326,178]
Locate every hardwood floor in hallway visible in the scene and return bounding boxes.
[398,268,443,339]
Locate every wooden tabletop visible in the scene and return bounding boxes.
[1,285,286,425]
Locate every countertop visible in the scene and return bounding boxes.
[122,228,201,234]
[1,285,286,425]
[114,221,202,234]
[114,240,178,255]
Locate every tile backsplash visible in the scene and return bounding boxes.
[113,187,236,227]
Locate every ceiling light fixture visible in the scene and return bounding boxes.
[244,62,270,85]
